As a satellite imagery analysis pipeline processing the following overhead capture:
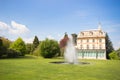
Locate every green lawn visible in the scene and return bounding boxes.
[0,55,120,80]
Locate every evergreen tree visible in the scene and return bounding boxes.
[33,36,39,51]
[106,33,114,59]
[71,33,77,45]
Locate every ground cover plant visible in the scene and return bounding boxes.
[0,55,120,80]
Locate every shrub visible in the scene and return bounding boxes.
[40,39,60,58]
[109,51,119,60]
[26,43,32,54]
[7,49,20,58]
[33,45,40,56]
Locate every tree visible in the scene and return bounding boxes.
[40,38,60,58]
[105,33,114,59]
[0,37,11,48]
[33,45,40,56]
[10,37,26,56]
[6,49,20,58]
[71,33,77,45]
[0,38,2,47]
[0,38,7,57]
[109,51,119,60]
[116,48,120,57]
[26,43,32,54]
[32,36,39,52]
[60,32,69,48]
[0,39,3,57]
[59,33,69,56]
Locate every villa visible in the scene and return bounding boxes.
[76,24,106,59]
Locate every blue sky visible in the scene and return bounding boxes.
[0,0,120,49]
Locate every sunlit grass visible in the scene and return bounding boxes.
[0,55,120,80]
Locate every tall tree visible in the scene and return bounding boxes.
[33,36,39,51]
[59,33,69,56]
[60,32,69,48]
[71,33,77,45]
[0,38,7,57]
[106,33,114,59]
[10,37,26,56]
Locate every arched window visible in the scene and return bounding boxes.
[81,32,84,36]
[90,31,93,35]
[99,31,103,35]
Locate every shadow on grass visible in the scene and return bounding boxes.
[0,55,37,60]
[50,61,90,65]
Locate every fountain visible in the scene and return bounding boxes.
[64,36,78,64]
[50,34,89,65]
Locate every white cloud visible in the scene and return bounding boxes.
[9,21,30,34]
[0,21,10,30]
[47,35,55,40]
[0,21,30,35]
[23,37,34,43]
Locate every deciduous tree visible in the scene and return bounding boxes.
[10,37,26,56]
[40,38,60,58]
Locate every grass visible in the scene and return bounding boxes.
[0,55,120,80]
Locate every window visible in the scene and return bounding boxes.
[81,32,84,36]
[99,45,102,49]
[90,31,93,35]
[81,40,82,43]
[87,39,89,43]
[93,45,95,49]
[93,39,95,42]
[99,39,102,42]
[87,45,89,49]
[99,31,103,35]
[80,45,82,49]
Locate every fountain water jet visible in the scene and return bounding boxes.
[64,36,78,64]
[50,35,89,65]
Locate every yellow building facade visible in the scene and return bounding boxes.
[76,25,106,59]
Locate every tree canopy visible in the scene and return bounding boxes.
[40,38,60,58]
[33,36,39,49]
[10,37,26,56]
[106,33,114,59]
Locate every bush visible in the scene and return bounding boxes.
[7,49,20,58]
[26,43,32,54]
[109,51,119,60]
[40,39,60,58]
[33,45,40,56]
